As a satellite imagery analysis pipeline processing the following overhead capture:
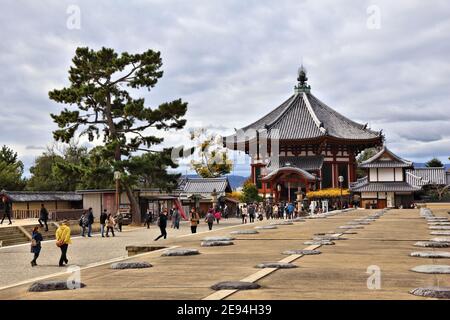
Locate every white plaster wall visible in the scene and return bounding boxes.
[369,168,378,181]
[395,168,403,181]
[378,168,395,182]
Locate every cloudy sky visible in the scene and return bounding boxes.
[1,0,449,177]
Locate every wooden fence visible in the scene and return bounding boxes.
[12,209,85,221]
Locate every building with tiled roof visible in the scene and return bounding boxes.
[350,146,449,208]
[224,66,383,202]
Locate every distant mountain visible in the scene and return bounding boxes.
[414,163,450,170]
[181,174,249,189]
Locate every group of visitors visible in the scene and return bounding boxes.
[239,202,298,223]
[80,208,123,238]
[30,220,72,267]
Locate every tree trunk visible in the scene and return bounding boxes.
[123,182,141,225]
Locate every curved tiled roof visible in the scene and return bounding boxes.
[406,168,447,186]
[261,167,317,182]
[225,91,381,144]
[182,177,232,194]
[360,145,413,168]
[267,155,324,171]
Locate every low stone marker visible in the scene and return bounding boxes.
[338,225,363,229]
[211,281,260,290]
[410,287,450,299]
[430,231,450,236]
[29,280,86,292]
[255,225,278,230]
[203,237,235,242]
[304,240,335,245]
[282,249,321,255]
[430,237,450,243]
[255,262,297,269]
[343,231,358,234]
[230,230,259,235]
[414,241,450,248]
[429,226,450,230]
[428,222,450,226]
[410,251,450,258]
[410,265,450,274]
[161,248,200,256]
[270,221,294,226]
[110,261,152,269]
[313,235,344,241]
[348,221,370,225]
[201,241,234,247]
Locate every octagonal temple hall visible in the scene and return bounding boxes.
[223,66,383,203]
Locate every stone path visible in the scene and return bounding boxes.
[1,209,450,300]
[0,218,245,288]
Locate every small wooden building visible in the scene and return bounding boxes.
[350,146,419,208]
[0,190,83,219]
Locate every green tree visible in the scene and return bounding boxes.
[189,128,232,178]
[26,143,88,191]
[356,147,379,179]
[426,157,444,168]
[48,47,187,223]
[0,145,26,191]
[240,180,262,204]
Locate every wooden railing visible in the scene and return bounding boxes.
[11,209,85,221]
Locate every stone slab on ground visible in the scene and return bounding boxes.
[430,231,450,236]
[255,262,298,269]
[414,241,450,248]
[230,230,259,235]
[202,237,235,242]
[304,240,335,245]
[201,241,234,247]
[282,249,321,255]
[255,225,278,230]
[211,281,260,291]
[410,251,450,258]
[410,265,450,274]
[410,287,450,299]
[110,262,152,269]
[29,280,86,292]
[161,248,200,256]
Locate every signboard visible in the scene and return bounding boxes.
[119,204,130,214]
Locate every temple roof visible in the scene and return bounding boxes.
[349,177,420,192]
[360,146,413,168]
[225,91,381,144]
[406,168,447,186]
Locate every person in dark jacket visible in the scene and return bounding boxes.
[0,196,12,225]
[154,209,168,241]
[100,209,108,237]
[38,203,49,231]
[87,207,94,237]
[205,210,215,231]
[144,210,152,229]
[30,226,43,267]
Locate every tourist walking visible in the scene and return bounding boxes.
[38,203,49,231]
[205,210,215,230]
[115,211,123,232]
[0,196,12,225]
[248,204,255,223]
[154,209,168,241]
[106,213,115,237]
[214,209,221,224]
[223,204,229,220]
[144,209,153,229]
[172,206,181,229]
[287,202,295,219]
[265,204,273,220]
[100,209,108,237]
[190,207,200,234]
[30,226,43,267]
[87,207,94,237]
[241,205,248,224]
[55,220,71,267]
[79,211,88,237]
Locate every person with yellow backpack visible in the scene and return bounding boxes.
[55,220,72,267]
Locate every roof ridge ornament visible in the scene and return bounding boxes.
[294,65,311,93]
